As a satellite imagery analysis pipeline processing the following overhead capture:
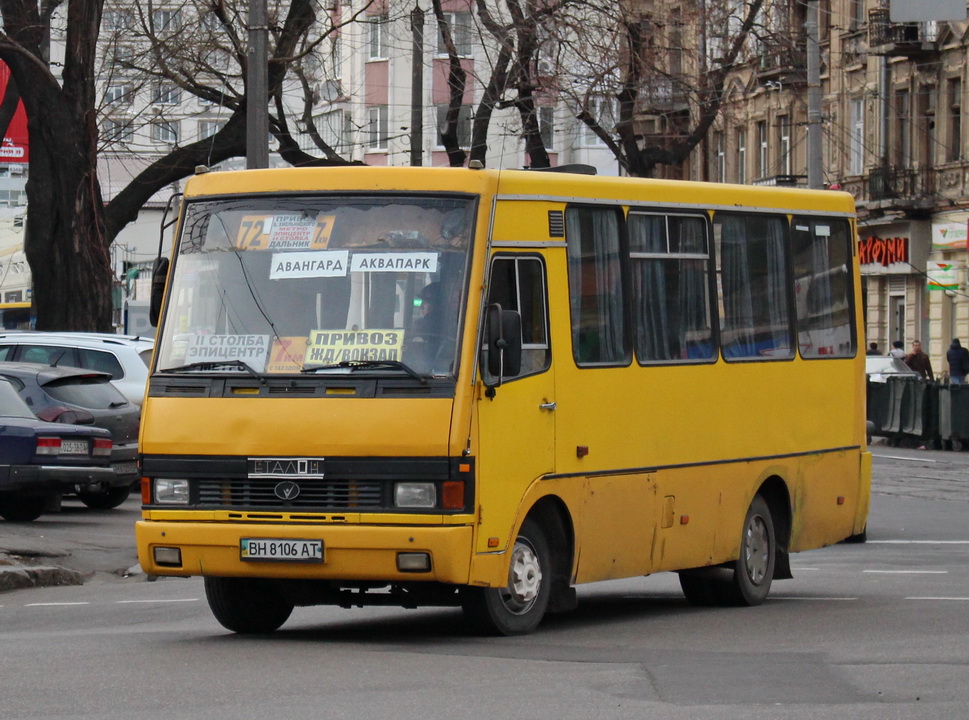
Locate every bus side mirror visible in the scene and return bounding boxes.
[483,304,522,389]
[149,257,170,327]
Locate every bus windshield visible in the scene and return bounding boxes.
[154,194,476,379]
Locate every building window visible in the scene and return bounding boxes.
[104,118,133,143]
[198,120,226,140]
[849,98,864,175]
[152,9,181,32]
[583,97,616,146]
[367,106,389,150]
[778,115,791,175]
[437,11,473,56]
[947,78,962,163]
[436,104,472,148]
[105,84,133,106]
[152,83,181,105]
[369,15,388,59]
[736,128,747,184]
[102,9,132,31]
[317,109,351,154]
[715,131,725,182]
[849,0,865,29]
[894,89,911,167]
[152,120,179,145]
[757,120,768,178]
[539,106,554,150]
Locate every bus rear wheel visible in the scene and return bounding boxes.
[204,577,294,634]
[678,495,776,607]
[461,518,551,635]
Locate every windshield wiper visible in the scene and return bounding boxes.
[301,359,428,385]
[160,360,265,384]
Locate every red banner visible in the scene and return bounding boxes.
[0,61,28,163]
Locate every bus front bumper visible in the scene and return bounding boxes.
[136,520,475,585]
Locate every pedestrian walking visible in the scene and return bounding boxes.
[903,340,934,380]
[867,342,881,355]
[946,338,969,384]
[889,340,905,359]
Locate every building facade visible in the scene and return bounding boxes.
[708,0,969,376]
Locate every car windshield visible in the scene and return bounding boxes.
[155,194,475,379]
[865,356,915,375]
[0,378,36,418]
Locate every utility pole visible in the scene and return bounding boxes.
[247,0,269,169]
[410,5,424,167]
[805,0,823,188]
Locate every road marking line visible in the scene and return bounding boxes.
[115,599,200,604]
[868,540,969,544]
[906,597,969,601]
[876,455,943,463]
[774,597,857,601]
[24,602,90,607]
[863,570,948,574]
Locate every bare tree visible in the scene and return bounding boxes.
[563,0,765,177]
[0,0,360,330]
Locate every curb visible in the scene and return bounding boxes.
[0,564,84,592]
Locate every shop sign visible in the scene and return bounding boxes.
[927,262,959,291]
[859,236,909,270]
[931,221,968,251]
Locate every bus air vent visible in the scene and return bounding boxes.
[548,211,565,238]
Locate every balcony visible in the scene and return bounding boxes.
[863,165,935,211]
[755,41,806,86]
[868,9,938,58]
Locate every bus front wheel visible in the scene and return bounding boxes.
[678,495,776,607]
[461,518,551,635]
[204,577,294,634]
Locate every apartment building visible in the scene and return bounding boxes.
[704,0,969,373]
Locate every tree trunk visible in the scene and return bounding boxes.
[24,100,112,331]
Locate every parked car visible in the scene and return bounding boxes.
[865,355,921,383]
[0,362,140,509]
[0,377,113,521]
[0,332,154,406]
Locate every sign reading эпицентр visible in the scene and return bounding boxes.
[304,329,404,365]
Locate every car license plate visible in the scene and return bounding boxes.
[113,461,138,475]
[240,538,323,563]
[61,440,88,455]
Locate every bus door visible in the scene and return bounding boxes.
[475,253,555,553]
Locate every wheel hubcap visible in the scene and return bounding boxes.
[499,537,542,615]
[744,515,770,584]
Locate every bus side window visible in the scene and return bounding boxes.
[565,206,630,365]
[486,255,550,379]
[714,213,793,360]
[791,217,855,358]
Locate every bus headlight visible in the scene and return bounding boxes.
[394,482,436,508]
[153,479,190,505]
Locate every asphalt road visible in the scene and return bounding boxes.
[0,444,967,719]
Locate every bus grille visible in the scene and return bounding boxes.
[196,479,384,510]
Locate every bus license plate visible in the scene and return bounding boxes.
[240,538,323,563]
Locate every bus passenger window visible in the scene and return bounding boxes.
[714,213,793,360]
[629,213,714,362]
[792,217,855,358]
[486,256,550,378]
[565,207,629,365]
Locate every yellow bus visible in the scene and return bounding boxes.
[136,165,870,635]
